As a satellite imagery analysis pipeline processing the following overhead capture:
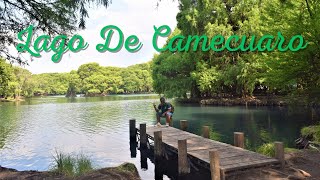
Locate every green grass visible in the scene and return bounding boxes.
[257,143,302,157]
[301,125,320,143]
[52,151,93,177]
[256,143,275,157]
[76,154,93,176]
[116,163,136,173]
[284,147,301,153]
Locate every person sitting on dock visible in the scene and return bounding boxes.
[153,97,173,127]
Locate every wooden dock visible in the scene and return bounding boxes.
[132,121,282,179]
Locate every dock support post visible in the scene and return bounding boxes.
[220,169,226,180]
[275,141,285,169]
[234,132,244,148]
[154,131,163,157]
[129,119,136,141]
[203,126,210,138]
[140,148,148,170]
[129,140,137,158]
[209,150,220,180]
[180,120,188,131]
[140,123,147,149]
[178,139,190,175]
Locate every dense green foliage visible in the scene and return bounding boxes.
[152,0,320,103]
[1,0,110,64]
[301,125,320,143]
[0,60,153,98]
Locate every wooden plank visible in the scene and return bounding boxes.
[187,145,262,161]
[223,159,279,171]
[220,155,270,166]
[188,149,258,164]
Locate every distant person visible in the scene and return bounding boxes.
[153,97,173,127]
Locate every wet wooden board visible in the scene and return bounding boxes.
[137,126,279,173]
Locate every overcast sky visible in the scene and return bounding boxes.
[15,0,179,74]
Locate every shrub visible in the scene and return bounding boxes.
[52,151,93,177]
[257,143,275,157]
[301,125,320,143]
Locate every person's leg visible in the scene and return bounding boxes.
[165,114,170,124]
[156,112,161,123]
[165,112,173,126]
[166,112,172,126]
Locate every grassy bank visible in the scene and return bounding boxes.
[256,124,320,158]
[0,151,140,180]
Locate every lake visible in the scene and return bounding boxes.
[0,94,319,179]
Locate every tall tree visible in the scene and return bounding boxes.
[0,59,15,98]
[261,0,320,102]
[0,0,111,64]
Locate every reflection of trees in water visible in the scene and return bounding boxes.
[172,105,319,150]
[74,99,157,133]
[0,106,19,149]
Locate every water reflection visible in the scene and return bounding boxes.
[128,132,211,180]
[0,106,20,149]
[129,144,211,180]
[154,157,165,180]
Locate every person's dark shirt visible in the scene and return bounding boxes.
[158,103,171,114]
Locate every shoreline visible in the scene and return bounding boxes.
[0,163,140,180]
[176,96,320,108]
[0,97,25,102]
[1,150,319,180]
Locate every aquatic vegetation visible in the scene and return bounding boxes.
[52,151,93,177]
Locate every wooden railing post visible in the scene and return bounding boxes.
[234,132,244,148]
[180,120,188,131]
[154,131,163,157]
[178,139,190,174]
[140,123,147,149]
[129,119,136,141]
[203,126,210,138]
[209,150,220,180]
[275,141,285,169]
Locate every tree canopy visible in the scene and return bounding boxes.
[0,0,111,64]
[151,0,320,103]
[0,60,153,98]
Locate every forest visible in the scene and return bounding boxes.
[152,0,320,104]
[0,60,153,98]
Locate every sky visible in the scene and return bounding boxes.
[14,0,180,74]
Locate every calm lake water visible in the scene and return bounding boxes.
[0,94,319,179]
